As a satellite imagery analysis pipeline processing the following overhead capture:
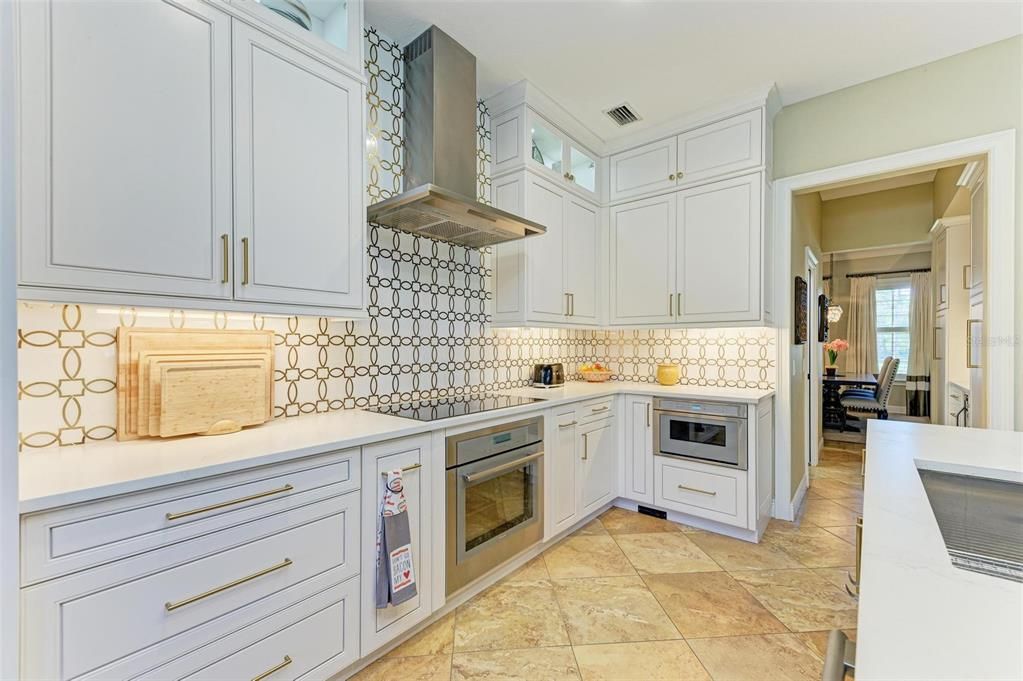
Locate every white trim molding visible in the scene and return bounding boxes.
[772,130,1017,517]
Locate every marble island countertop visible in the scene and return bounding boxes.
[19,380,773,514]
[858,420,1023,681]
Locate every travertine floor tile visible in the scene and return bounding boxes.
[799,499,860,527]
[808,477,863,500]
[574,518,609,536]
[687,531,803,571]
[833,496,864,513]
[453,579,570,652]
[352,654,452,681]
[573,640,711,681]
[385,612,455,658]
[731,568,858,632]
[764,525,856,568]
[812,566,856,590]
[795,629,857,661]
[613,532,721,574]
[599,507,683,534]
[544,535,636,579]
[553,576,681,645]
[643,572,787,638]
[451,646,580,681]
[688,633,822,681]
[503,555,549,582]
[822,524,857,545]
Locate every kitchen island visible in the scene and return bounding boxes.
[858,420,1023,680]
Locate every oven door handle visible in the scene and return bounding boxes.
[656,410,741,426]
[462,452,543,484]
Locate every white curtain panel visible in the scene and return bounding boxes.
[906,272,932,417]
[846,276,878,375]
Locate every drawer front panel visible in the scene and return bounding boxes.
[22,493,358,680]
[22,449,358,585]
[656,459,746,523]
[577,397,614,424]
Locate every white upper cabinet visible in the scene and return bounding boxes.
[17,0,234,300]
[229,0,363,77]
[609,109,764,203]
[232,22,365,309]
[492,105,601,199]
[608,138,678,203]
[677,173,762,323]
[676,109,762,187]
[16,0,367,315]
[609,194,676,325]
[492,172,600,327]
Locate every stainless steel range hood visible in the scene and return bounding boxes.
[366,26,546,248]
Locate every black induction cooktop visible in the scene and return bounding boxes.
[365,393,543,422]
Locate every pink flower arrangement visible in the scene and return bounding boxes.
[824,338,849,366]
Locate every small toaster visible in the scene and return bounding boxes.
[531,363,565,388]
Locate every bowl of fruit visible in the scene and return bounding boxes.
[579,362,612,383]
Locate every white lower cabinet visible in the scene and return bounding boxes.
[545,401,616,539]
[578,418,616,516]
[360,434,434,655]
[624,396,654,504]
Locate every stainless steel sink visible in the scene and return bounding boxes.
[918,468,1023,583]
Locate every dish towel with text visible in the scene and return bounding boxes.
[375,469,417,608]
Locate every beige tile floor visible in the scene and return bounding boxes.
[353,448,862,681]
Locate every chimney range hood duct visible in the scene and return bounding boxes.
[366,26,546,248]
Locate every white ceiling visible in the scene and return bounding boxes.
[365,1,1022,142]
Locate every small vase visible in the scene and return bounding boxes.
[656,363,680,386]
[825,367,837,377]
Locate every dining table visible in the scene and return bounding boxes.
[822,372,879,431]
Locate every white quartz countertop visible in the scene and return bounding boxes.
[858,420,1023,681]
[19,381,772,513]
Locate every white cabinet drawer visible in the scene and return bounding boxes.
[655,457,747,526]
[577,397,614,424]
[149,577,360,681]
[21,492,359,680]
[22,449,358,585]
[676,109,762,187]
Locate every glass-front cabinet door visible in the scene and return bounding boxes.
[527,112,598,197]
[231,0,362,74]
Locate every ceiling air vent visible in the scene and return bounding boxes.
[604,102,641,127]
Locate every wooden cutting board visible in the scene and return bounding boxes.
[117,328,275,440]
[141,353,273,436]
[157,359,270,437]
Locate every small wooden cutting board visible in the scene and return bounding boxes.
[157,358,270,438]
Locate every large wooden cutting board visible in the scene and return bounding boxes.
[157,359,270,437]
[141,353,273,436]
[117,328,275,440]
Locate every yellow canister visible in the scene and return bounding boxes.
[656,362,680,386]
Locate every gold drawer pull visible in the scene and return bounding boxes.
[252,655,293,681]
[221,234,230,284]
[677,484,716,496]
[165,558,292,612]
[558,421,578,428]
[381,463,421,476]
[166,484,294,521]
[591,405,609,412]
[242,237,251,285]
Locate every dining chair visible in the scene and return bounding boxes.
[840,358,900,428]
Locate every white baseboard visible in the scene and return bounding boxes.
[775,472,809,521]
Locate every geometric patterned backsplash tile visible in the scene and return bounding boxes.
[16,27,775,451]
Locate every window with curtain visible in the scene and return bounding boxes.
[875,278,911,377]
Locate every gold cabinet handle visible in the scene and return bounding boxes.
[646,403,651,427]
[967,319,981,369]
[381,463,421,476]
[165,558,292,611]
[569,292,574,316]
[933,326,943,360]
[677,484,716,496]
[669,173,676,181]
[591,405,609,413]
[668,293,674,315]
[252,656,292,681]
[676,291,682,317]
[677,170,684,179]
[565,292,571,316]
[582,432,588,460]
[241,237,250,285]
[221,234,230,284]
[559,420,578,428]
[962,264,970,289]
[166,484,294,521]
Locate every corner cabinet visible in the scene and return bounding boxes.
[15,0,367,317]
[492,172,600,326]
[610,172,766,326]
